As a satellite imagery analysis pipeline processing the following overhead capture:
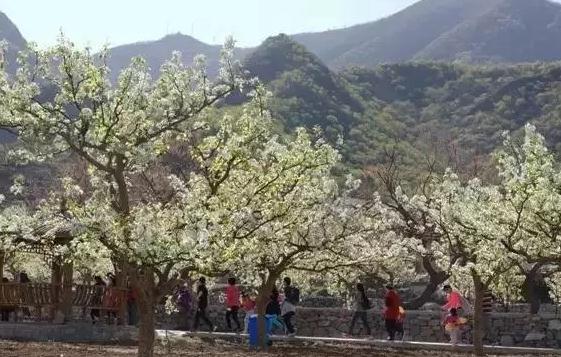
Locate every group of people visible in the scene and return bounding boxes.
[174,276,300,336]
[90,273,140,326]
[347,284,405,341]
[0,269,479,345]
[346,283,476,345]
[172,277,477,344]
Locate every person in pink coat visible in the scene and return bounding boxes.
[442,285,463,312]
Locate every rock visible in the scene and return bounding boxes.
[525,331,546,341]
[500,335,515,346]
[549,320,561,331]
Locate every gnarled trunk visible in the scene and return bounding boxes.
[471,271,485,356]
[522,264,548,314]
[137,271,156,357]
[405,256,448,309]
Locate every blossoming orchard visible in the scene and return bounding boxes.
[1,37,561,357]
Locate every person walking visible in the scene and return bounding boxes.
[193,277,216,332]
[383,284,403,341]
[281,277,299,336]
[225,277,241,332]
[348,283,372,337]
[175,283,193,330]
[241,291,256,333]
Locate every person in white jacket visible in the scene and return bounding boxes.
[281,277,299,336]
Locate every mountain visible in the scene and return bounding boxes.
[0,11,27,74]
[415,0,561,63]
[106,33,253,81]
[243,34,365,140]
[292,0,561,68]
[3,5,561,182]
[244,34,561,175]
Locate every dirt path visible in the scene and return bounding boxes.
[0,339,549,357]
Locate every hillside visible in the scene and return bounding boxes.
[292,0,561,68]
[0,11,27,75]
[415,0,561,62]
[243,35,561,175]
[243,34,365,140]
[341,61,561,173]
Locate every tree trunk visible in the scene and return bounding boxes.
[522,264,545,314]
[405,256,448,309]
[255,272,280,350]
[113,162,132,325]
[527,275,541,315]
[137,271,156,357]
[471,271,485,356]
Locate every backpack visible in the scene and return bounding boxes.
[286,286,300,305]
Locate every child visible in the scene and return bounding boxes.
[225,277,241,331]
[241,291,256,333]
[266,287,285,333]
[444,308,464,345]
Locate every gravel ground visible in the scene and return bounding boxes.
[0,339,553,357]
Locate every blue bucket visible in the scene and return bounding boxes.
[248,314,275,347]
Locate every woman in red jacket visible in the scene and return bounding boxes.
[383,285,404,341]
[225,277,241,331]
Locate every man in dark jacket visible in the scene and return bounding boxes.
[193,277,216,331]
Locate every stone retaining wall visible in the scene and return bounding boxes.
[196,306,561,348]
[2,307,561,347]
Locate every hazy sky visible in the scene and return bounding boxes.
[1,0,419,49]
